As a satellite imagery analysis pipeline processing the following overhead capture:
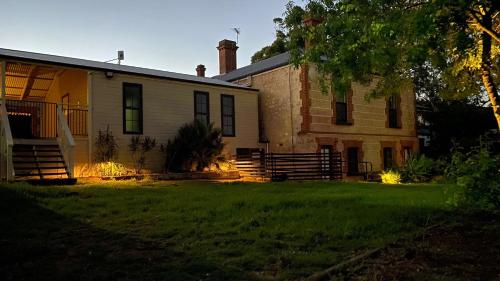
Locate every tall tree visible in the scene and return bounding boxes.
[282,0,500,129]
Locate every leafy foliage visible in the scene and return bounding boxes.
[95,161,128,177]
[129,136,157,174]
[282,0,500,128]
[94,126,118,162]
[446,143,500,210]
[380,170,402,184]
[161,120,225,172]
[251,18,288,63]
[400,154,443,183]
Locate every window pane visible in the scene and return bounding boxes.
[221,95,234,136]
[336,102,347,123]
[125,109,133,121]
[388,96,397,109]
[199,106,207,114]
[131,95,139,108]
[336,91,347,103]
[125,95,133,107]
[123,83,142,133]
[389,109,398,128]
[195,92,209,125]
[126,120,134,132]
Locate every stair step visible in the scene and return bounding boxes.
[14,149,61,152]
[13,155,63,158]
[14,160,65,164]
[14,144,59,147]
[16,172,68,177]
[15,166,66,170]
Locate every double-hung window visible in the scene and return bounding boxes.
[194,91,210,125]
[388,95,399,128]
[221,94,235,136]
[123,83,143,134]
[336,90,348,124]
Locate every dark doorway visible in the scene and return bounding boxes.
[8,113,33,139]
[383,147,394,170]
[347,147,359,176]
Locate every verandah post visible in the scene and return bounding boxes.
[1,60,5,101]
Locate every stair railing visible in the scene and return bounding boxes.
[0,101,14,181]
[56,104,75,178]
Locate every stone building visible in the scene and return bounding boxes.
[214,40,418,174]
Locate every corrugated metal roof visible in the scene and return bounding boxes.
[213,52,290,82]
[0,48,256,91]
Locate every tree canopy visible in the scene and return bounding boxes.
[282,0,500,129]
[251,18,289,64]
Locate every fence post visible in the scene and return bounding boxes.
[329,150,334,180]
[270,153,274,181]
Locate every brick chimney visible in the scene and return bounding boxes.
[217,39,238,75]
[303,16,322,49]
[196,64,206,77]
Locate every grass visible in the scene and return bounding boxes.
[0,181,456,280]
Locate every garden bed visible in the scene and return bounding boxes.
[87,170,241,181]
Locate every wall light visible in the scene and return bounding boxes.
[105,71,114,79]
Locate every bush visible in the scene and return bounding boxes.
[162,120,225,172]
[94,126,118,162]
[400,154,441,183]
[95,162,128,177]
[445,144,500,210]
[129,136,157,174]
[380,170,402,184]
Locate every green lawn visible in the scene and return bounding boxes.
[0,181,455,280]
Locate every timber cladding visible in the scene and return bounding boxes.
[90,72,260,172]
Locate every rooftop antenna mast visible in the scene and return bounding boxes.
[231,28,241,44]
[105,50,125,65]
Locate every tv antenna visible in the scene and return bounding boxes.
[231,28,241,44]
[105,50,125,65]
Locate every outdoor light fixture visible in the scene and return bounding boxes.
[105,71,114,79]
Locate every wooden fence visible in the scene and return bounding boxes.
[235,151,343,181]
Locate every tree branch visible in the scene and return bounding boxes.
[468,12,500,44]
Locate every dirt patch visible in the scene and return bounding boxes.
[337,212,500,281]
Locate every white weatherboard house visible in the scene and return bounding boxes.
[0,48,260,182]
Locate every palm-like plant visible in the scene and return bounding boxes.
[129,136,157,174]
[162,120,225,172]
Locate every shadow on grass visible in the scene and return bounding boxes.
[0,188,246,281]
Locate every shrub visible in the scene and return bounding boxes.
[94,126,118,162]
[400,154,438,183]
[95,162,128,177]
[129,136,157,174]
[445,144,500,210]
[380,170,402,184]
[162,120,225,172]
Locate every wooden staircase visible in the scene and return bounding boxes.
[12,139,76,185]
